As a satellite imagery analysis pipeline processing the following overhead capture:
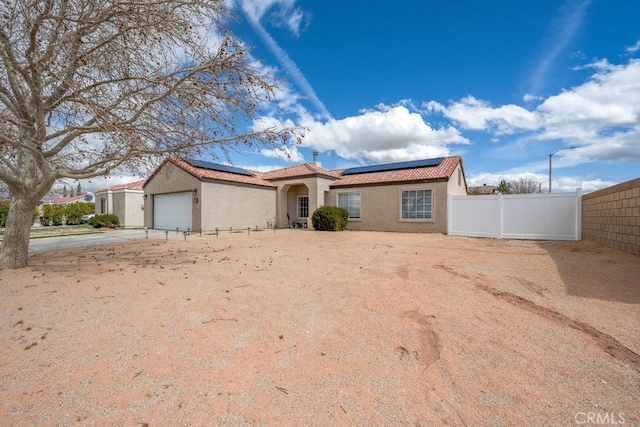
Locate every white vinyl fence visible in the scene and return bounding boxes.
[448,189,582,240]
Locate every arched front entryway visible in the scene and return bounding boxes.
[277,183,309,228]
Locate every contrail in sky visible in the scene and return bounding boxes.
[239,3,334,120]
[527,0,592,97]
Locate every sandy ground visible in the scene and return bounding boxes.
[1,230,639,426]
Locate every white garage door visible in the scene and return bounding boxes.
[154,192,192,231]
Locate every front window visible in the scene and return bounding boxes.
[297,196,309,218]
[401,189,432,220]
[100,198,106,214]
[337,192,361,219]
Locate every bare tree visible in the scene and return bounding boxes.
[510,178,541,194]
[0,0,300,269]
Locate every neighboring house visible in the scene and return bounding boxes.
[43,193,94,205]
[467,184,499,195]
[94,180,145,228]
[143,155,468,233]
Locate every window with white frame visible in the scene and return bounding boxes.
[401,189,432,220]
[100,198,106,214]
[297,196,309,218]
[337,192,361,219]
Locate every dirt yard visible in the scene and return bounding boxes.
[1,230,639,426]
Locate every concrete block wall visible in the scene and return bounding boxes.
[582,178,640,256]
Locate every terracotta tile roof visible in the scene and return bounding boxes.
[45,194,92,204]
[146,155,467,191]
[330,156,463,188]
[260,163,342,180]
[94,179,146,194]
[147,156,276,188]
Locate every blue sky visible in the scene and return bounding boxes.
[225,0,640,192]
[86,0,639,193]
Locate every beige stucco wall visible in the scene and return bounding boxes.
[328,181,448,233]
[115,191,144,228]
[95,193,112,215]
[326,163,466,233]
[200,181,276,231]
[94,190,143,227]
[286,184,308,224]
[447,163,468,196]
[95,194,107,215]
[143,162,202,229]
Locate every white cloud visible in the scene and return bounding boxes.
[538,59,640,128]
[625,40,640,54]
[298,105,468,163]
[430,58,640,164]
[259,143,305,162]
[554,176,617,193]
[79,174,145,193]
[523,93,544,102]
[240,164,286,173]
[238,0,308,35]
[466,172,615,193]
[427,97,539,134]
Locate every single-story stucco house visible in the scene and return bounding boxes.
[143,155,467,233]
[94,179,145,228]
[42,193,94,205]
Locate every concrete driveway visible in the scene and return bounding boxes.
[28,229,169,253]
[26,228,283,253]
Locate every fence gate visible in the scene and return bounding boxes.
[448,189,582,240]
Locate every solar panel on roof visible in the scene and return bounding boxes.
[185,158,254,176]
[341,158,444,175]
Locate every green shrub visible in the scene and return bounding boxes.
[311,206,349,231]
[41,203,66,226]
[0,202,8,227]
[0,203,41,227]
[64,202,94,225]
[87,214,119,228]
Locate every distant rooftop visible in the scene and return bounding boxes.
[94,179,146,194]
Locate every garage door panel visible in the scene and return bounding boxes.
[154,192,192,230]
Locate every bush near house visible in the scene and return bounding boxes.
[0,202,8,226]
[0,203,40,227]
[312,206,349,231]
[87,214,119,228]
[64,202,95,225]
[41,203,66,226]
[40,202,95,226]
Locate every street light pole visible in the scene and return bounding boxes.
[548,146,577,193]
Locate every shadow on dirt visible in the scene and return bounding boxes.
[536,240,640,304]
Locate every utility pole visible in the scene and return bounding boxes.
[549,146,577,192]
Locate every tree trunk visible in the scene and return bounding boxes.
[0,195,37,269]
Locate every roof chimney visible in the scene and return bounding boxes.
[312,151,321,167]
